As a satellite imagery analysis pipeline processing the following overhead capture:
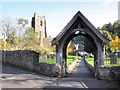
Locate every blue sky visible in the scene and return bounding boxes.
[1,1,118,37]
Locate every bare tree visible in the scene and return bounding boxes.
[0,17,17,50]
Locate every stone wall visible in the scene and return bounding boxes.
[34,62,60,77]
[1,50,60,77]
[2,50,39,70]
[99,66,120,82]
[85,59,120,82]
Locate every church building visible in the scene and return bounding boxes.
[31,13,53,49]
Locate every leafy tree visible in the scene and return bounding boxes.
[67,41,72,55]
[16,27,39,50]
[18,27,50,55]
[25,27,39,46]
[0,39,11,50]
[110,36,120,51]
[6,29,17,49]
[99,28,115,54]
[101,21,120,37]
[51,46,56,52]
[101,24,109,30]
[112,21,120,37]
[99,30,113,40]
[98,20,120,54]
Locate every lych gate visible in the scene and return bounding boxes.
[51,11,109,78]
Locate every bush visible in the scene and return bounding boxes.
[38,48,50,55]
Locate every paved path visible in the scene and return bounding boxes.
[68,59,94,78]
[1,60,119,88]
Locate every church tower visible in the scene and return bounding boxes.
[31,13,47,46]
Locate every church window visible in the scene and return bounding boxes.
[40,21,43,26]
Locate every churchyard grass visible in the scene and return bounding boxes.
[39,55,79,66]
[85,58,120,66]
[66,55,79,66]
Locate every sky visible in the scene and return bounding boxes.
[0,0,119,37]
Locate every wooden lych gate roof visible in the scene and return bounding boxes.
[51,11,109,45]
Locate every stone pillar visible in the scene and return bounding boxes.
[94,41,104,79]
[56,45,59,65]
[103,45,106,59]
[56,44,63,77]
[0,50,3,63]
[56,43,67,77]
[94,52,99,78]
[56,44,62,65]
[99,44,104,65]
[62,43,67,77]
[96,41,104,65]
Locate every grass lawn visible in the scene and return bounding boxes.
[85,58,120,66]
[40,58,56,65]
[85,58,94,66]
[67,55,79,59]
[66,55,79,66]
[39,55,79,66]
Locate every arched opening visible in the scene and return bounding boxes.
[62,31,98,76]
